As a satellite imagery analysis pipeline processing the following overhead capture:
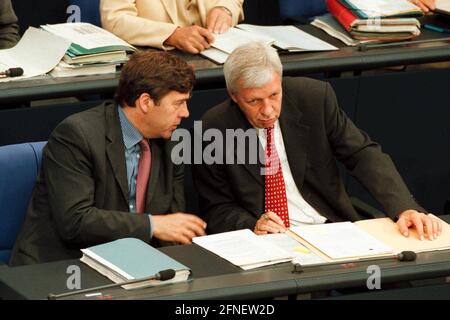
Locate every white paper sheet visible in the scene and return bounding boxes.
[211,27,274,54]
[0,27,71,82]
[193,229,293,270]
[237,24,338,52]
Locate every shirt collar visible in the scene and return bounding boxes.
[118,106,143,149]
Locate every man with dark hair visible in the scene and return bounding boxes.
[10,51,206,266]
[0,0,20,49]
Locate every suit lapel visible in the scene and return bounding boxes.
[105,104,129,203]
[145,139,161,208]
[279,93,309,191]
[228,102,264,187]
[161,0,179,24]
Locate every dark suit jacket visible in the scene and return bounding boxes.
[0,0,19,49]
[10,102,185,266]
[193,77,423,234]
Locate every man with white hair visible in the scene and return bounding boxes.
[193,42,442,240]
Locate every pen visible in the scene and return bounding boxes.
[422,24,450,33]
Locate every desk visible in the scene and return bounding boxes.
[0,16,449,104]
[1,216,449,300]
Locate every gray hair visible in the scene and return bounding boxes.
[223,42,283,94]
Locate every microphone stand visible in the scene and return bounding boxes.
[48,270,175,300]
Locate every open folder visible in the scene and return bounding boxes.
[289,217,450,263]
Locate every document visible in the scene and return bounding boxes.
[290,222,394,260]
[193,229,293,270]
[312,14,362,46]
[0,27,70,82]
[260,233,326,266]
[237,24,338,52]
[201,27,273,64]
[200,24,337,64]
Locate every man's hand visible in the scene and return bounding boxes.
[254,211,287,235]
[396,209,442,240]
[409,0,435,12]
[206,7,233,34]
[164,26,214,54]
[152,213,207,244]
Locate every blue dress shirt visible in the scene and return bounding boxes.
[118,106,153,237]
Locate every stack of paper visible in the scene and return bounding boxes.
[326,0,422,42]
[81,238,191,290]
[50,61,117,77]
[42,23,135,77]
[312,14,379,46]
[193,229,293,270]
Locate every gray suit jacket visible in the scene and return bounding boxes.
[193,77,423,234]
[10,102,185,266]
[0,0,19,49]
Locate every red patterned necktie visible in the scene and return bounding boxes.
[136,139,151,213]
[264,126,290,228]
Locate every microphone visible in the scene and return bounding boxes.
[397,251,417,262]
[0,67,24,78]
[155,268,176,281]
[47,268,176,300]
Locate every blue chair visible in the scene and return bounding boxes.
[0,142,46,265]
[69,0,101,26]
[279,0,328,21]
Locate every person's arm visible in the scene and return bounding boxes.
[322,82,441,239]
[44,118,151,247]
[207,0,244,27]
[100,0,178,49]
[204,0,244,33]
[0,0,20,49]
[193,159,259,234]
[101,0,215,53]
[321,82,422,219]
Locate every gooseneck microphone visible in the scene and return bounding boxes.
[0,67,24,78]
[47,268,176,300]
[155,268,176,281]
[397,251,417,262]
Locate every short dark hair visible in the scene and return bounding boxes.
[115,51,195,107]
